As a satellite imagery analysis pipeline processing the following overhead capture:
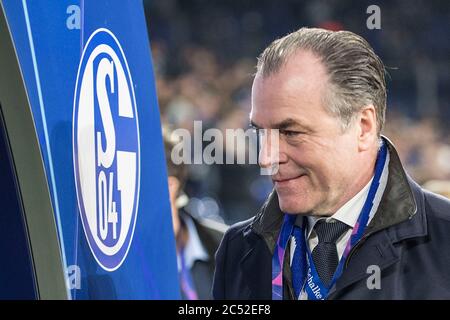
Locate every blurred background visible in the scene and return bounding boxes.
[143,0,450,225]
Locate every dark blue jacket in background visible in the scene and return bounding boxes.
[213,138,450,299]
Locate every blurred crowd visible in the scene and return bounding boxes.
[144,0,450,224]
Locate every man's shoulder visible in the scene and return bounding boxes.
[217,215,272,269]
[406,175,450,222]
[222,217,255,243]
[422,188,450,222]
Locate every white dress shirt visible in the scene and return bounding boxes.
[291,151,390,299]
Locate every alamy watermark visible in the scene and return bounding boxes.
[366,5,381,30]
[66,264,81,290]
[366,264,381,290]
[169,121,280,175]
[66,5,80,30]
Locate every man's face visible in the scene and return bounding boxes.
[251,50,362,216]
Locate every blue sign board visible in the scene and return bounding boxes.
[2,0,180,299]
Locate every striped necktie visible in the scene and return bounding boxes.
[311,220,349,286]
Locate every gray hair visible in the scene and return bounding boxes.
[256,27,386,135]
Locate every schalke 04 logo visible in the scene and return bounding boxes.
[73,28,140,271]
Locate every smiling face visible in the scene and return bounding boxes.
[251,50,378,216]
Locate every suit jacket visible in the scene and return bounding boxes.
[212,138,450,299]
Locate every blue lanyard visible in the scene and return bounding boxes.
[272,141,388,300]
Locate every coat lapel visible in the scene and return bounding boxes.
[328,230,399,297]
[240,189,284,299]
[240,230,273,299]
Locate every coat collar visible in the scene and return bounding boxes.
[241,136,427,299]
[364,136,419,238]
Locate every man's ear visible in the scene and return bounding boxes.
[357,105,377,151]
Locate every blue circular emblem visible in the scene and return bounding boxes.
[73,28,140,271]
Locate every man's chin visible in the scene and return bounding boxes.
[277,197,310,215]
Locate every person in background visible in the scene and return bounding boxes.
[163,129,228,300]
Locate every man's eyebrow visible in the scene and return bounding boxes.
[273,118,303,130]
[250,118,311,131]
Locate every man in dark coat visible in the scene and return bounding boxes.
[212,27,450,300]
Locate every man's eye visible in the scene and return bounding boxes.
[280,130,300,137]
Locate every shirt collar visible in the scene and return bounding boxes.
[296,176,374,239]
[178,214,209,271]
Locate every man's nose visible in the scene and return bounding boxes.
[258,129,280,174]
